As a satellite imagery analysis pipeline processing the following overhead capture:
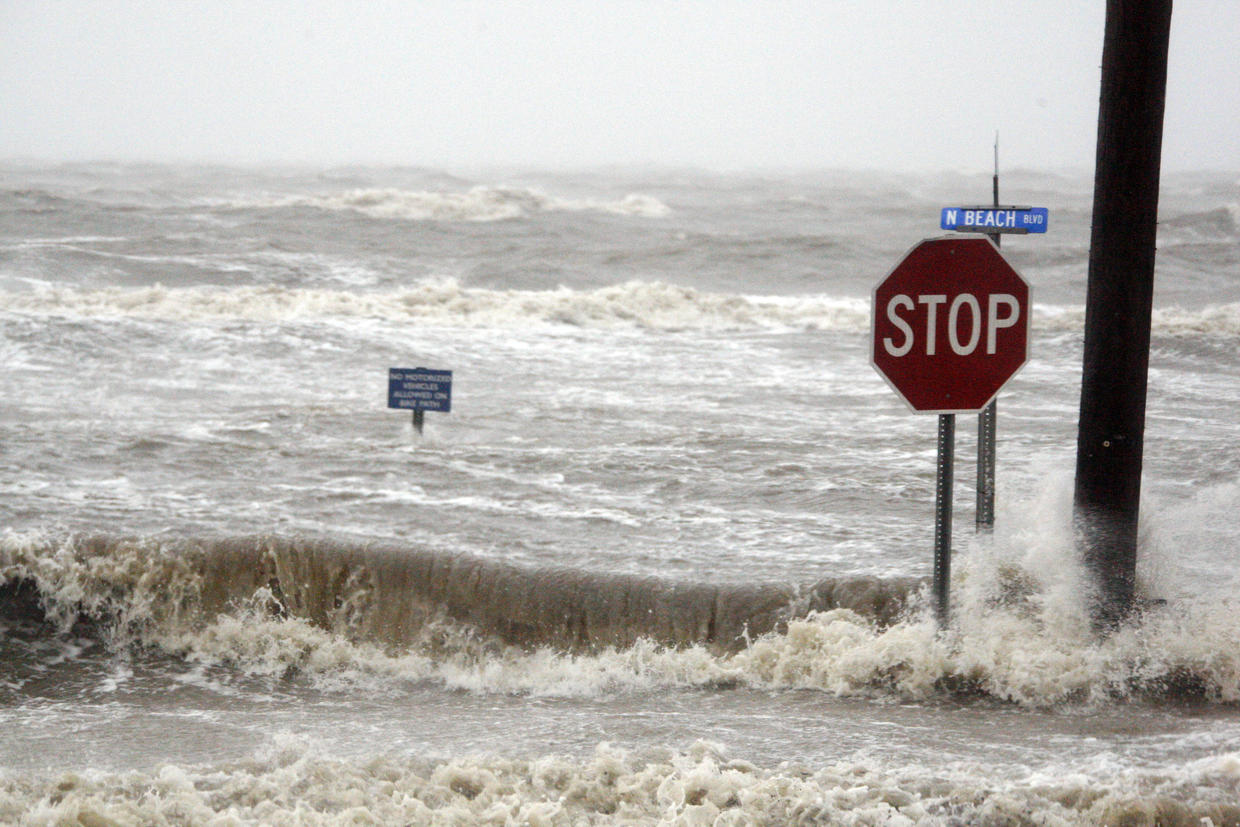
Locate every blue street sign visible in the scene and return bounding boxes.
[940,207,1048,234]
[388,367,452,412]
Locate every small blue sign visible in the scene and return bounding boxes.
[388,367,452,412]
[940,207,1048,234]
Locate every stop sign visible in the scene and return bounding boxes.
[871,235,1030,413]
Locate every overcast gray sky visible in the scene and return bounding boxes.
[2,1,1236,172]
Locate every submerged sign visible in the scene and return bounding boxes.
[388,367,452,412]
[940,207,1048,234]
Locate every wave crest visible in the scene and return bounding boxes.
[5,533,1240,706]
[0,281,870,330]
[257,186,671,222]
[7,281,1239,334]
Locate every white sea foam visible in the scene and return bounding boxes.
[0,235,129,249]
[6,280,1238,335]
[254,185,671,222]
[3,736,1238,825]
[0,280,867,331]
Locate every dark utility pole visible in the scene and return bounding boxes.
[1074,0,1173,626]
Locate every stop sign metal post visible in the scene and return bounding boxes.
[871,235,1030,623]
[941,143,1049,533]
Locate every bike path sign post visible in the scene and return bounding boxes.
[388,367,452,435]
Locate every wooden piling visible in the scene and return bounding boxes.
[1074,0,1173,627]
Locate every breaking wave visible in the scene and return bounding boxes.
[1161,203,1239,240]
[0,281,869,331]
[252,186,671,222]
[4,532,1240,706]
[5,280,1240,335]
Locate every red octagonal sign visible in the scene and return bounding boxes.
[872,235,1030,413]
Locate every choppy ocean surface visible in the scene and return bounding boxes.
[2,162,1239,824]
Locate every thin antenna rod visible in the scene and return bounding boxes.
[993,132,1000,207]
